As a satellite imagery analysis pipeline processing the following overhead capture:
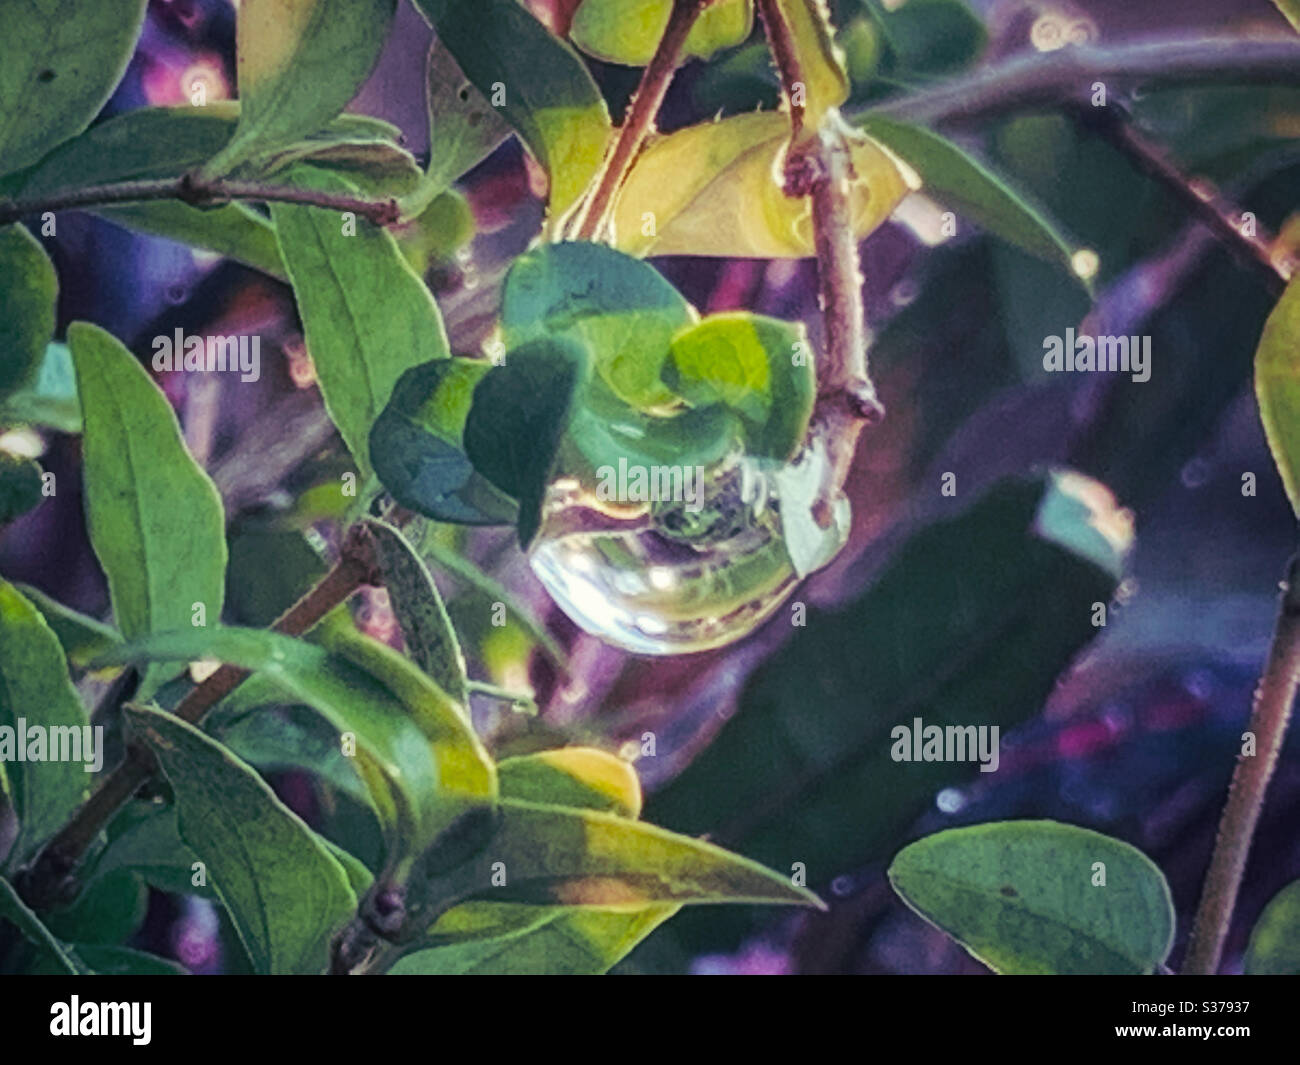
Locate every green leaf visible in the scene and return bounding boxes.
[0,0,148,177]
[72,944,188,976]
[500,241,696,411]
[0,581,91,868]
[0,343,81,433]
[44,869,146,946]
[611,111,914,257]
[211,703,370,808]
[97,202,288,281]
[203,0,399,177]
[1271,0,1300,33]
[411,797,822,921]
[99,626,496,866]
[571,0,753,67]
[272,168,451,478]
[68,322,227,698]
[364,518,469,706]
[83,804,213,899]
[425,41,510,197]
[414,0,611,221]
[1245,879,1300,974]
[665,312,814,460]
[463,339,589,547]
[0,225,57,400]
[1255,276,1300,516]
[0,453,42,525]
[498,747,641,818]
[646,474,1130,904]
[389,904,675,974]
[125,704,358,974]
[856,115,1085,286]
[369,358,518,526]
[888,820,1175,975]
[0,877,86,974]
[863,0,986,78]
[12,583,121,671]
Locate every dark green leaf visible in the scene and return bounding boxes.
[0,581,91,868]
[463,339,589,547]
[126,704,357,974]
[364,519,469,705]
[370,358,518,525]
[863,0,986,78]
[0,225,57,400]
[414,0,611,221]
[0,453,42,525]
[272,168,451,478]
[0,876,86,974]
[0,0,148,177]
[68,322,227,698]
[856,115,1085,286]
[85,804,213,899]
[97,202,287,281]
[888,820,1175,975]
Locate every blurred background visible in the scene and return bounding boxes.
[3,0,1299,973]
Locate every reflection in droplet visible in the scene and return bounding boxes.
[936,787,965,814]
[1180,457,1210,489]
[529,445,850,654]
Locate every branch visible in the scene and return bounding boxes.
[1183,553,1300,974]
[864,36,1300,130]
[755,0,883,515]
[16,526,383,912]
[568,0,716,242]
[0,172,401,228]
[1070,103,1291,297]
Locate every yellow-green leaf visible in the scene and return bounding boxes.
[774,0,849,133]
[499,748,642,818]
[571,0,753,67]
[611,111,915,258]
[205,0,398,176]
[1255,276,1300,515]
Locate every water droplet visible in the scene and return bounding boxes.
[1180,457,1210,489]
[936,787,965,814]
[830,874,855,897]
[528,444,850,654]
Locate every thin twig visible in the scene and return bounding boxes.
[1183,554,1300,974]
[865,36,1300,129]
[0,173,401,228]
[1070,103,1291,296]
[17,527,382,912]
[568,0,717,242]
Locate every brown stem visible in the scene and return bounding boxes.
[1070,103,1291,297]
[16,527,382,911]
[1183,554,1300,974]
[0,173,401,228]
[754,0,882,513]
[568,0,715,242]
